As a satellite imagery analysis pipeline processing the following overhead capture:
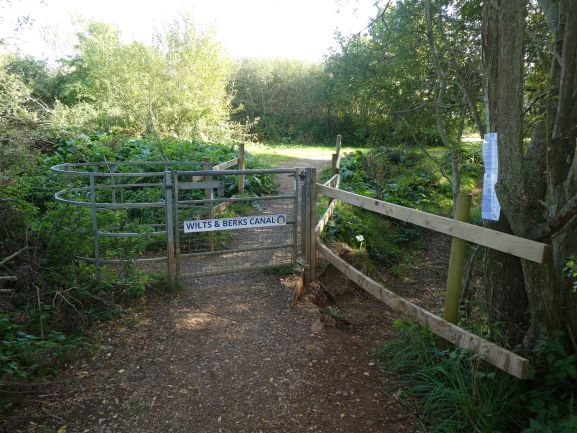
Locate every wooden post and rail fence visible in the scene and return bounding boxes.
[301,135,551,380]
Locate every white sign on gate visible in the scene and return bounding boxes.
[184,214,287,233]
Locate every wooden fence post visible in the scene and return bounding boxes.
[238,142,245,194]
[303,168,317,288]
[310,168,317,281]
[331,154,339,175]
[331,135,342,176]
[444,193,472,323]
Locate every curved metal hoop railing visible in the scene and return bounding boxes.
[50,160,224,267]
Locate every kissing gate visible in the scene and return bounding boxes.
[51,159,317,286]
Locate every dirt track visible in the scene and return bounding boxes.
[1,154,447,433]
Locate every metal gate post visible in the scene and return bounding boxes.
[89,173,100,267]
[292,167,299,268]
[165,171,176,288]
[203,158,215,252]
[174,171,181,277]
[238,142,245,194]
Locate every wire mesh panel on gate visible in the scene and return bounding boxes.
[174,168,300,277]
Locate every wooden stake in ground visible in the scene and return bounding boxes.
[444,193,472,323]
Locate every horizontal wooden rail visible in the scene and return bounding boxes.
[317,174,341,234]
[213,157,239,171]
[316,200,337,235]
[317,185,550,264]
[323,173,339,187]
[317,242,529,379]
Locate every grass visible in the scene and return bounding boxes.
[375,320,523,433]
[246,141,369,165]
[263,265,295,275]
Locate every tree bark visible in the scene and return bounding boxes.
[483,219,529,341]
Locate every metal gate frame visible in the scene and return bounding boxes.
[166,167,316,285]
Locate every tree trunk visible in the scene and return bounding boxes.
[521,0,577,343]
[483,219,529,341]
[481,0,529,339]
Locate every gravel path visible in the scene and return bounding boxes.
[2,154,426,433]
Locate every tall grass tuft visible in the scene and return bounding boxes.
[375,320,523,433]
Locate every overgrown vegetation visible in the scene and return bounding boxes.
[231,59,329,143]
[376,321,577,433]
[321,145,480,275]
[0,134,271,406]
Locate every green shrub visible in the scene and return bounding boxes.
[0,316,81,379]
[521,332,577,432]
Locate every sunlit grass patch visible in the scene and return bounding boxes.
[246,142,369,165]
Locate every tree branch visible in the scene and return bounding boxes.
[0,247,27,267]
[537,0,560,33]
[524,120,548,210]
[547,193,577,237]
[529,192,577,239]
[401,116,453,186]
[425,0,462,206]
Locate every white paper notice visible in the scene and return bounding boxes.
[481,132,500,221]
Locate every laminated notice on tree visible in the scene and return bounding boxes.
[184,214,286,233]
[481,132,500,221]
